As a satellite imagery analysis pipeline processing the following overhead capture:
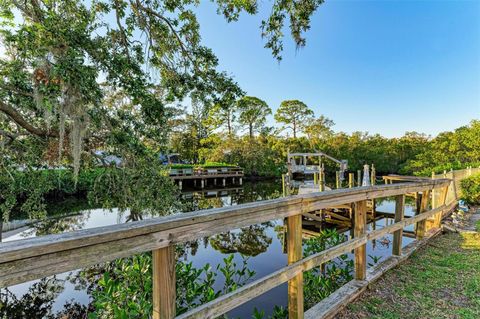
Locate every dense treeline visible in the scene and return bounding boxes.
[168,96,480,177]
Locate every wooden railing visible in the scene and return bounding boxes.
[0,178,454,319]
[432,167,480,206]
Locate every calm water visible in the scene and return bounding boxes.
[1,180,417,318]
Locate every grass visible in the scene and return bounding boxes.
[476,220,480,232]
[338,231,480,319]
[168,162,238,169]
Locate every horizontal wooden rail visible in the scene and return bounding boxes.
[176,200,456,319]
[0,178,453,319]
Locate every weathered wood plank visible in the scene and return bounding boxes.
[416,190,430,239]
[304,279,367,319]
[287,215,304,319]
[434,185,449,227]
[392,195,405,256]
[354,200,367,280]
[153,246,176,319]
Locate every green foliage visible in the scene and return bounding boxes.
[202,136,285,177]
[367,254,383,267]
[252,305,288,319]
[168,164,195,169]
[199,162,238,168]
[90,255,153,319]
[261,0,326,61]
[237,96,271,138]
[303,229,354,309]
[90,252,256,318]
[0,0,325,220]
[89,162,181,217]
[274,100,314,138]
[461,173,480,205]
[0,167,104,222]
[168,162,238,169]
[402,120,480,176]
[0,161,180,223]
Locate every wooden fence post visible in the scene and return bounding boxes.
[433,185,449,227]
[336,171,341,189]
[319,169,325,192]
[153,246,176,319]
[348,173,354,188]
[354,200,367,280]
[287,214,304,319]
[416,190,430,239]
[392,195,405,256]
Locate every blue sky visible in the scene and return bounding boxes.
[196,0,480,137]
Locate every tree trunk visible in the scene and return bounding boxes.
[293,119,297,138]
[227,115,232,136]
[249,123,253,138]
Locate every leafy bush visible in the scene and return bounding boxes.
[167,164,194,169]
[303,229,354,309]
[0,164,180,222]
[461,173,480,205]
[0,168,105,222]
[90,253,255,318]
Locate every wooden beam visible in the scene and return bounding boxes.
[354,200,367,280]
[302,212,323,222]
[287,215,304,319]
[434,185,449,228]
[416,190,430,239]
[153,246,176,319]
[392,195,405,256]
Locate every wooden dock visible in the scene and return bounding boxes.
[169,166,244,189]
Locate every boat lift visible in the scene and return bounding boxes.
[287,152,348,181]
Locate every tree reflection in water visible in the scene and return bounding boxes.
[0,277,88,319]
[210,223,273,257]
[23,212,90,237]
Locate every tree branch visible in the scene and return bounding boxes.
[113,0,131,60]
[132,0,194,64]
[0,101,59,138]
[0,84,35,98]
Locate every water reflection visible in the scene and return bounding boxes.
[210,223,273,257]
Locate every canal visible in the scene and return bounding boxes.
[1,180,418,318]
